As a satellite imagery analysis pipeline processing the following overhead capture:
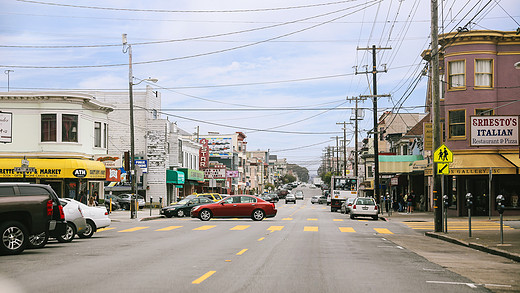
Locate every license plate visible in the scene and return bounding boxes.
[362,207,368,210]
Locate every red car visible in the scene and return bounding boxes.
[190,195,277,221]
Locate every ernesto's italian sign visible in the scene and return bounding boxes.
[470,116,519,146]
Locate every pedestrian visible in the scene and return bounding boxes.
[88,193,96,207]
[407,190,415,213]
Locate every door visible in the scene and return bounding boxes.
[236,196,258,216]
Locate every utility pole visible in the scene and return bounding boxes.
[346,97,367,178]
[431,0,443,232]
[357,45,391,204]
[336,121,352,176]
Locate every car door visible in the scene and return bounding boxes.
[237,196,258,216]
[211,196,239,217]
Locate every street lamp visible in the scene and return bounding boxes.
[4,70,13,92]
[122,33,157,219]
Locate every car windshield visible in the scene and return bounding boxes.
[177,198,190,205]
[356,198,375,205]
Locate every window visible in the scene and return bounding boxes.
[475,59,493,88]
[448,60,465,89]
[449,110,466,138]
[103,123,108,148]
[62,114,78,142]
[94,122,102,147]
[476,109,493,116]
[0,186,15,196]
[241,196,256,203]
[41,114,57,142]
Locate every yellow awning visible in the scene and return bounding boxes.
[501,153,520,168]
[426,154,517,176]
[0,158,106,179]
[380,161,412,173]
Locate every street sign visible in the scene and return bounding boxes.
[437,163,449,175]
[434,144,453,163]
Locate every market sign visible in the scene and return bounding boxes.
[0,111,13,143]
[204,168,226,179]
[470,116,519,146]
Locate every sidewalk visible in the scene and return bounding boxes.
[382,211,520,262]
[108,208,164,222]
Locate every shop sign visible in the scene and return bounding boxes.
[205,137,233,157]
[390,177,399,186]
[199,138,210,169]
[73,169,87,178]
[96,156,121,168]
[226,170,239,178]
[135,160,148,173]
[0,111,12,143]
[470,116,519,146]
[180,168,204,181]
[106,168,121,182]
[425,167,516,176]
[204,168,226,179]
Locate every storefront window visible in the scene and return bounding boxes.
[41,114,57,142]
[62,114,78,142]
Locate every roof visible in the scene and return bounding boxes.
[404,113,431,136]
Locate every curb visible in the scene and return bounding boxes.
[139,216,165,221]
[425,232,520,263]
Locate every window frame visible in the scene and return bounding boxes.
[94,122,102,147]
[447,59,466,91]
[474,59,494,89]
[61,114,78,143]
[41,113,57,142]
[475,108,494,116]
[448,109,466,140]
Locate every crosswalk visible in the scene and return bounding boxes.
[403,221,514,231]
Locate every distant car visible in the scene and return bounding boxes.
[285,194,296,204]
[194,193,223,202]
[277,189,289,199]
[350,197,378,220]
[317,195,327,204]
[191,195,277,221]
[57,199,87,243]
[311,196,320,204]
[117,194,145,210]
[61,198,111,238]
[340,198,356,214]
[262,193,279,203]
[161,197,213,218]
[295,191,304,200]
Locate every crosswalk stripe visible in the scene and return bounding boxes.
[236,249,248,255]
[155,226,182,231]
[193,225,216,231]
[374,228,393,234]
[304,226,319,232]
[230,225,250,231]
[333,219,344,222]
[339,227,356,233]
[282,218,293,221]
[267,226,284,232]
[192,271,216,284]
[96,227,115,232]
[307,218,318,221]
[118,227,149,233]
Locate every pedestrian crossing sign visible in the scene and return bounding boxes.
[434,144,453,163]
[437,163,449,175]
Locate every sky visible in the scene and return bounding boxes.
[1,0,519,175]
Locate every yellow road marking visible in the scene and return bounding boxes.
[230,225,250,230]
[333,219,344,222]
[192,271,216,284]
[282,218,293,221]
[236,249,248,255]
[307,218,318,221]
[193,225,216,231]
[358,220,369,222]
[339,227,356,233]
[322,207,326,209]
[267,226,284,232]
[258,237,265,241]
[304,226,319,232]
[118,227,149,233]
[374,228,393,234]
[96,227,115,232]
[155,226,182,231]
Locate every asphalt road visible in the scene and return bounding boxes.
[0,186,515,293]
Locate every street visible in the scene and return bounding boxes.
[0,187,518,293]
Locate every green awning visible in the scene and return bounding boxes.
[166,170,185,184]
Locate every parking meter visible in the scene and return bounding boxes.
[497,195,505,244]
[150,197,153,216]
[443,194,449,233]
[443,194,449,208]
[466,193,473,237]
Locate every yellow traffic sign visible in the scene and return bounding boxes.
[434,144,453,163]
[437,163,449,175]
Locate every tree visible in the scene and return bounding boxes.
[287,164,309,182]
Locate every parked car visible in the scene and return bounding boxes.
[61,198,111,238]
[161,197,213,218]
[285,194,296,204]
[295,191,304,200]
[340,198,356,214]
[0,183,67,254]
[311,195,320,204]
[191,195,277,221]
[194,193,223,202]
[57,199,87,243]
[104,194,121,211]
[317,195,327,204]
[277,189,289,199]
[117,194,145,210]
[349,197,378,220]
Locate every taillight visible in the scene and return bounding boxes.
[353,205,356,209]
[58,205,65,220]
[374,205,378,210]
[105,211,108,216]
[46,200,53,216]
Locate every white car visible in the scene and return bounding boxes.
[311,196,320,204]
[349,197,378,220]
[58,199,87,243]
[62,198,111,238]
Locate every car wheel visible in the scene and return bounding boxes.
[251,209,265,221]
[78,220,95,239]
[177,209,185,217]
[0,221,28,255]
[350,213,355,219]
[28,232,48,249]
[57,223,76,243]
[199,209,212,221]
[165,213,173,218]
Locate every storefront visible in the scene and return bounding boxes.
[0,158,106,203]
[425,153,520,216]
[166,170,185,204]
[177,168,204,198]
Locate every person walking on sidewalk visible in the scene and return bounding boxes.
[407,190,415,213]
